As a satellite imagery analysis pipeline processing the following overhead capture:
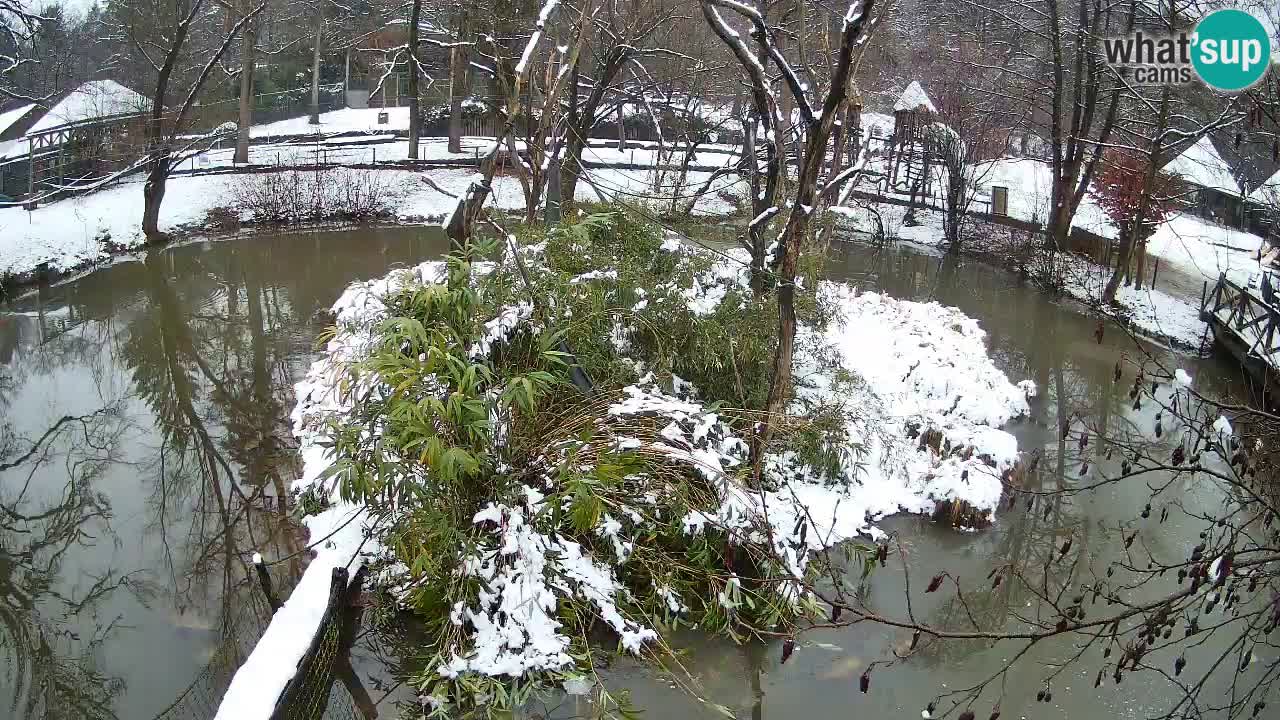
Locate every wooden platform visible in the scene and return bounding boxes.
[1200,273,1280,411]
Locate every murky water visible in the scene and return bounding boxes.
[0,226,448,720]
[0,226,1258,720]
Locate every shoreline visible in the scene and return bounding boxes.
[0,217,447,301]
[3,207,1213,359]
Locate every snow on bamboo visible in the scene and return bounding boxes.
[281,235,1034,688]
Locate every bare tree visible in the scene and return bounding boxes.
[930,84,999,253]
[407,0,424,159]
[699,0,878,477]
[308,4,325,125]
[0,0,44,101]
[134,0,266,240]
[446,8,471,154]
[559,0,677,205]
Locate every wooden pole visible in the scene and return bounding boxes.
[253,552,281,612]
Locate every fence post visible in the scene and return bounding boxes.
[373,147,376,165]
[254,553,281,612]
[1150,257,1160,289]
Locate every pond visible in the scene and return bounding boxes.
[0,225,1256,720]
[0,226,448,720]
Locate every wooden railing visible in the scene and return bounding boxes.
[1201,273,1280,368]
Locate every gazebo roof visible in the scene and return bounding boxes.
[894,81,936,114]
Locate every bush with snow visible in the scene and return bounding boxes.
[289,209,1032,713]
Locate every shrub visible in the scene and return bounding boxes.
[303,210,870,714]
[230,168,392,225]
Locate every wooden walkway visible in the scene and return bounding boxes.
[1200,273,1280,410]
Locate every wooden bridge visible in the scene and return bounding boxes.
[1200,273,1280,411]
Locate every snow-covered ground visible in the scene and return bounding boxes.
[1058,254,1208,350]
[973,157,1117,237]
[1145,212,1265,288]
[0,165,745,281]
[176,135,742,174]
[829,201,1212,350]
[0,174,238,277]
[250,106,414,138]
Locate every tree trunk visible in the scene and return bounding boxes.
[749,6,869,481]
[308,15,323,125]
[142,153,170,241]
[447,13,468,154]
[616,103,627,150]
[1134,239,1147,287]
[234,10,257,164]
[407,0,423,160]
[1104,225,1133,303]
[1103,87,1170,304]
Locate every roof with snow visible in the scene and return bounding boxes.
[1164,136,1240,196]
[26,80,149,135]
[0,103,36,138]
[894,81,936,114]
[1247,164,1280,203]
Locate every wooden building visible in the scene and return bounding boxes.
[0,80,150,201]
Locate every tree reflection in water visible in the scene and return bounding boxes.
[0,404,136,720]
[0,228,472,719]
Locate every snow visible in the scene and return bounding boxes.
[0,158,745,282]
[975,157,1116,237]
[793,284,1030,520]
[1163,136,1240,196]
[26,80,149,134]
[1213,415,1234,436]
[828,200,1214,350]
[1175,368,1193,387]
[250,107,412,138]
[212,266,417,720]
[1060,254,1208,350]
[212,505,368,720]
[271,236,1032,693]
[0,173,236,278]
[1145,213,1265,288]
[0,103,34,136]
[860,111,895,139]
[894,81,937,114]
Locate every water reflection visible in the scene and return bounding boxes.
[0,227,449,719]
[1,403,133,720]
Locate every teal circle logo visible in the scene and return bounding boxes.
[1192,9,1271,91]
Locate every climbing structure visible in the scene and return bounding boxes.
[887,81,937,197]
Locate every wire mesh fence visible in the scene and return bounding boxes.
[150,569,374,720]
